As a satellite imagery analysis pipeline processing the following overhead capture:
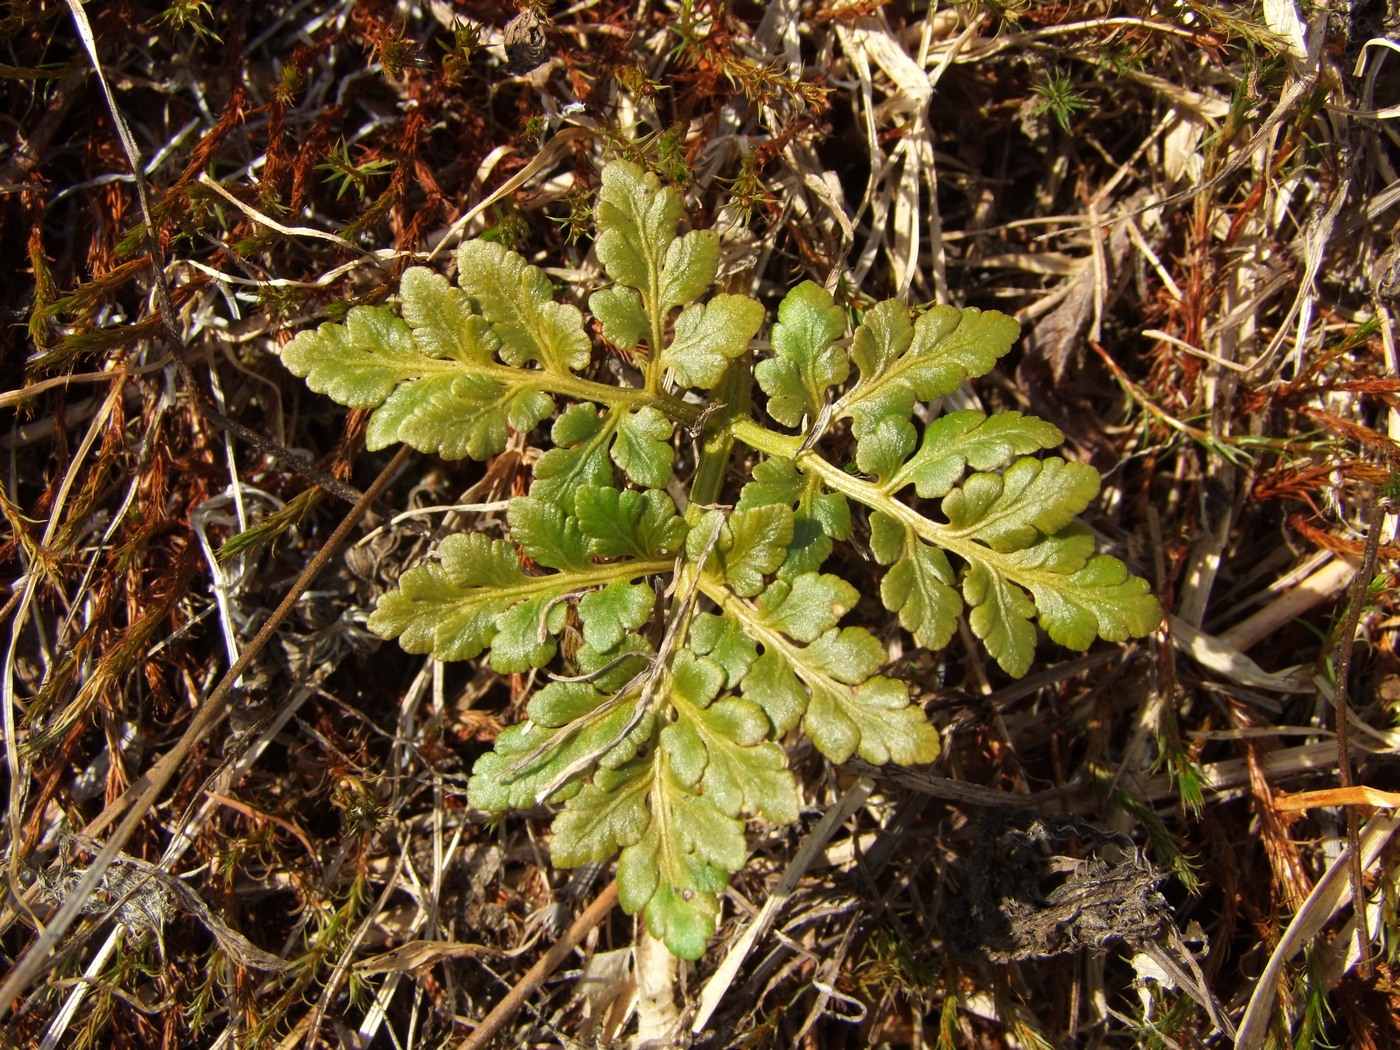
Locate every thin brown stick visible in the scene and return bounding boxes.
[1332,494,1382,980]
[457,880,620,1050]
[203,407,370,507]
[0,445,411,1020]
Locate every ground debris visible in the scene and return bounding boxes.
[947,810,1169,963]
[28,838,285,973]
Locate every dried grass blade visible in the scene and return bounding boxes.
[690,776,875,1037]
[1168,616,1314,694]
[1235,812,1400,1049]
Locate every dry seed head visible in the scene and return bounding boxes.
[503,9,549,75]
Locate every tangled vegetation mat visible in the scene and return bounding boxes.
[3,1,1400,1047]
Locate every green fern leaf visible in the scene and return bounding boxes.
[489,593,573,671]
[573,635,655,692]
[469,687,654,810]
[531,404,615,502]
[589,285,648,350]
[281,305,426,408]
[507,496,591,571]
[687,612,759,688]
[284,156,1166,966]
[868,512,962,651]
[1019,547,1164,649]
[941,456,1100,553]
[800,627,938,765]
[573,485,688,558]
[736,456,851,577]
[845,299,910,384]
[282,279,563,461]
[893,410,1064,497]
[399,266,497,365]
[663,294,765,390]
[612,406,675,488]
[738,651,808,737]
[854,416,918,483]
[542,649,795,960]
[594,160,719,324]
[365,373,554,460]
[617,764,734,960]
[456,240,591,372]
[963,557,1039,677]
[755,281,849,428]
[664,651,798,823]
[837,301,1020,438]
[660,230,723,314]
[367,533,532,663]
[369,530,671,669]
[550,760,653,867]
[720,579,941,764]
[689,506,793,597]
[755,573,858,643]
[578,578,656,652]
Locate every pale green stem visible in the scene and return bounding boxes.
[686,355,749,511]
[644,273,666,399]
[427,357,701,427]
[727,417,993,569]
[497,557,677,604]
